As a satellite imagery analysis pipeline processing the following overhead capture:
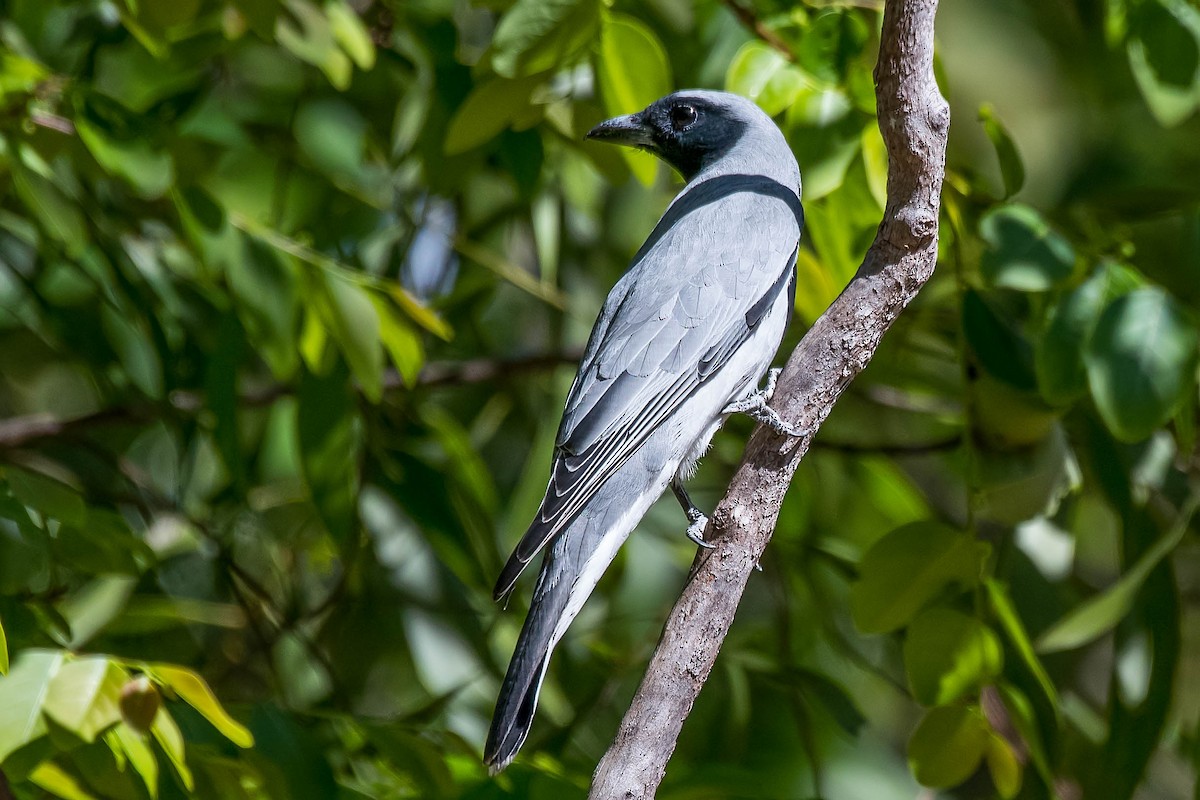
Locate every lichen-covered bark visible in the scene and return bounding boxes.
[588,1,949,797]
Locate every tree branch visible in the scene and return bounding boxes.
[720,0,795,60]
[588,0,949,796]
[0,350,582,451]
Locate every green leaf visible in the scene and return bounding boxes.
[444,76,542,155]
[0,649,63,761]
[796,9,869,85]
[1085,287,1199,442]
[1127,0,1200,127]
[57,576,139,649]
[861,125,888,209]
[487,0,599,79]
[147,664,254,748]
[76,118,174,199]
[907,705,991,789]
[297,363,362,545]
[596,13,671,186]
[986,734,1023,799]
[903,607,1003,706]
[29,761,97,800]
[0,617,7,675]
[1037,493,1199,652]
[101,305,165,398]
[11,158,87,256]
[326,0,375,70]
[43,656,127,742]
[785,108,862,200]
[792,669,866,736]
[850,521,990,634]
[318,271,384,402]
[963,289,1037,391]
[107,597,246,634]
[276,0,354,89]
[384,284,453,341]
[294,96,367,178]
[994,683,1055,786]
[227,236,302,380]
[92,40,202,112]
[979,204,1075,292]
[110,723,159,799]
[726,40,809,117]
[978,103,1025,198]
[984,580,1060,712]
[1036,262,1137,405]
[151,707,194,790]
[6,466,86,527]
[371,294,425,387]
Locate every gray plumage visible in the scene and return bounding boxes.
[485,90,803,773]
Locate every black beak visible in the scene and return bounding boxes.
[586,112,655,149]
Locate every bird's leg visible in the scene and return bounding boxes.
[722,368,806,437]
[671,478,714,549]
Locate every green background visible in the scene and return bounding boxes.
[1,0,1199,797]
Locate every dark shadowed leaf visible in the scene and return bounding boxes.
[205,313,246,491]
[850,521,990,634]
[1085,287,1199,442]
[985,581,1060,714]
[963,289,1037,390]
[297,363,362,546]
[797,9,869,84]
[1036,262,1140,405]
[978,104,1025,198]
[1127,0,1200,126]
[6,466,86,527]
[76,118,174,199]
[904,607,1003,706]
[979,204,1075,292]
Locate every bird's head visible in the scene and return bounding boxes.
[586,90,765,181]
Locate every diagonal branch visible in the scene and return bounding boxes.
[588,0,949,797]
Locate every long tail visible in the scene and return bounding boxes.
[485,481,652,773]
[483,544,567,773]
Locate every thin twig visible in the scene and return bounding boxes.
[720,0,795,60]
[0,351,583,450]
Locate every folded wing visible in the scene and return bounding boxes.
[494,179,802,599]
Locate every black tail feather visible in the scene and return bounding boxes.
[486,547,571,773]
[484,648,549,773]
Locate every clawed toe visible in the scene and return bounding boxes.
[722,369,804,438]
[686,516,715,549]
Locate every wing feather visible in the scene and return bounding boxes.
[494,177,802,598]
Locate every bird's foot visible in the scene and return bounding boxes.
[723,369,806,437]
[685,508,715,549]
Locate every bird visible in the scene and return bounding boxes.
[484,89,804,773]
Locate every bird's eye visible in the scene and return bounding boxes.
[670,104,697,131]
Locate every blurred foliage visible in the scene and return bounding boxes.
[0,0,1198,798]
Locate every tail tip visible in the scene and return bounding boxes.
[484,750,515,775]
